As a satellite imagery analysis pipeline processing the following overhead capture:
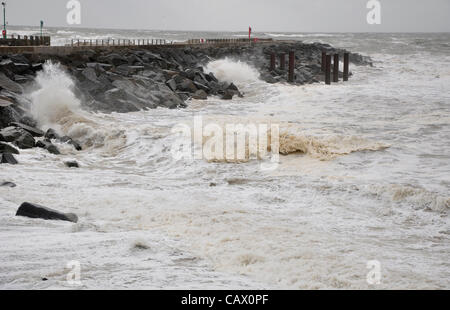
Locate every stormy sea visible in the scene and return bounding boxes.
[0,26,449,289]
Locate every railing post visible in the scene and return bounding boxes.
[270,53,276,71]
[288,51,295,82]
[280,53,286,70]
[325,54,331,85]
[333,54,339,83]
[321,51,326,72]
[343,53,349,82]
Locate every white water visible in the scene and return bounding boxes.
[1,32,449,289]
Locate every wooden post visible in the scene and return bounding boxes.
[270,53,276,71]
[343,53,349,82]
[280,53,286,70]
[325,54,331,85]
[321,51,326,72]
[333,54,339,83]
[288,51,295,83]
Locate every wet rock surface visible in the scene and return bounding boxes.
[0,153,18,165]
[16,202,78,223]
[0,42,370,165]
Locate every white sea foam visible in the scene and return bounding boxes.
[204,58,260,85]
[1,31,449,290]
[29,61,82,131]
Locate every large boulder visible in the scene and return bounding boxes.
[0,105,20,128]
[36,140,60,155]
[16,202,78,223]
[0,72,23,93]
[98,53,128,66]
[0,181,16,187]
[221,90,235,100]
[60,136,82,151]
[0,59,30,74]
[44,129,81,151]
[192,89,208,100]
[64,161,79,168]
[0,153,18,165]
[176,79,198,93]
[165,78,177,92]
[0,142,20,154]
[9,122,44,137]
[44,128,61,140]
[0,127,23,143]
[13,132,35,149]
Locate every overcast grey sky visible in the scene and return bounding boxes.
[5,0,450,32]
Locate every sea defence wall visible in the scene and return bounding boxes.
[0,38,275,56]
[0,36,51,47]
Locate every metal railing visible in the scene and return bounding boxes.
[0,35,50,46]
[68,38,169,47]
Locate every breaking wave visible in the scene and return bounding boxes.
[194,118,390,163]
[204,58,260,84]
[369,185,450,213]
[27,61,127,153]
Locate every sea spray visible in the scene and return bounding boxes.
[205,58,260,85]
[29,61,82,131]
[27,61,127,153]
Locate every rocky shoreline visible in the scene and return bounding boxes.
[0,40,371,221]
[1,41,371,166]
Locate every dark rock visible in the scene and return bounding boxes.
[0,181,16,187]
[64,161,79,168]
[13,132,35,149]
[0,142,20,154]
[227,83,239,91]
[221,90,235,100]
[114,65,144,76]
[176,79,198,93]
[0,95,14,107]
[36,140,60,155]
[9,122,44,137]
[176,92,191,102]
[31,63,43,72]
[0,72,23,93]
[0,59,30,74]
[44,128,61,140]
[19,116,38,128]
[81,67,98,82]
[0,105,20,129]
[16,202,78,223]
[165,78,177,92]
[99,53,128,66]
[193,81,210,92]
[205,72,218,83]
[60,136,82,151]
[0,127,23,143]
[0,153,18,165]
[192,89,208,100]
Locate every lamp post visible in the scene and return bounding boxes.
[1,2,6,39]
